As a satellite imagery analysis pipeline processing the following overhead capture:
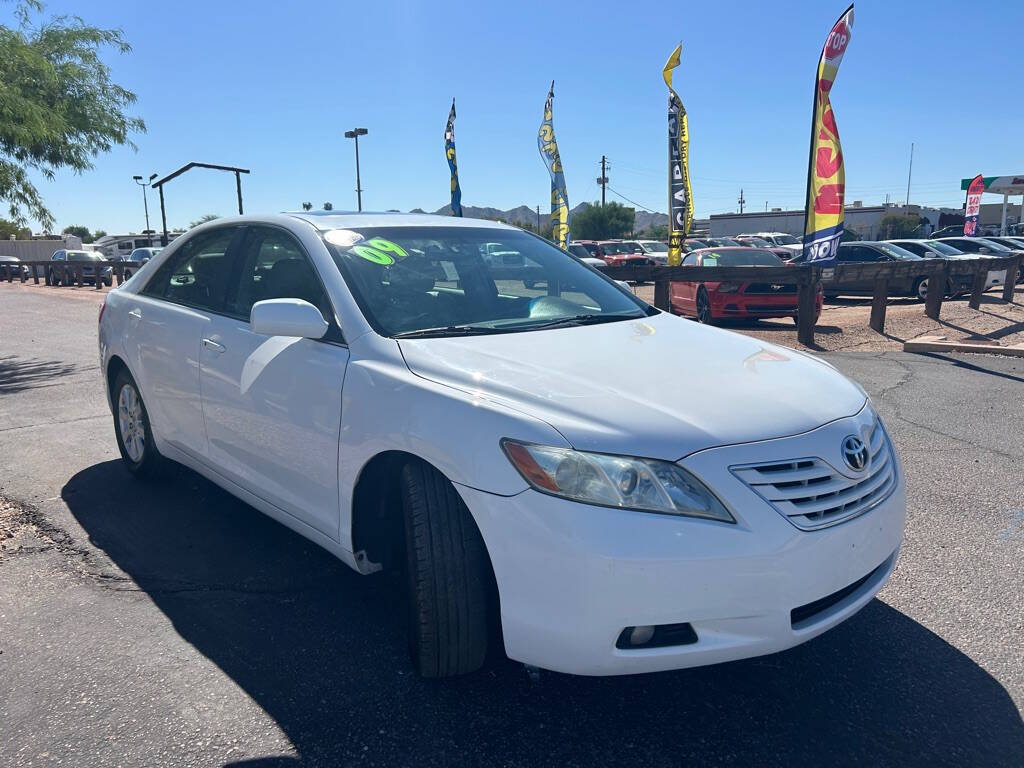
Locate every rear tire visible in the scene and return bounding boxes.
[112,369,165,480]
[401,460,490,678]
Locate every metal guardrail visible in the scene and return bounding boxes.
[603,255,1023,347]
[2,255,1022,348]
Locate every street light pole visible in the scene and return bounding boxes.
[343,128,369,211]
[132,173,158,245]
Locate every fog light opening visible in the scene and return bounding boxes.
[616,622,699,650]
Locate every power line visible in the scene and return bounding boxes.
[605,185,661,214]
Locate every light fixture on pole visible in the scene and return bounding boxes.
[133,173,158,245]
[343,128,368,211]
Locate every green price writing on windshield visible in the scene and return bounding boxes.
[351,238,409,265]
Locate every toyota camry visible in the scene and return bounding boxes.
[98,212,905,678]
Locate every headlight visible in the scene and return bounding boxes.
[501,440,734,522]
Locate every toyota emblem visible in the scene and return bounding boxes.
[841,435,870,472]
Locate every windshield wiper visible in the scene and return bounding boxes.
[393,325,506,339]
[503,313,643,331]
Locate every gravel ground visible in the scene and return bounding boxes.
[1,283,1022,767]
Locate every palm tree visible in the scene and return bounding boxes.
[322,202,333,211]
[301,202,312,211]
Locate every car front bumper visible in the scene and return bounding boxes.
[458,409,905,676]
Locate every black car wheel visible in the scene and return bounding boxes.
[401,459,491,678]
[696,288,714,324]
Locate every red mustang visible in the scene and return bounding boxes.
[670,247,822,324]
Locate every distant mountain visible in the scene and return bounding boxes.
[427,203,669,235]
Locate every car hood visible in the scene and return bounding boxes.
[398,313,866,460]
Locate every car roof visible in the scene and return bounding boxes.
[284,210,513,231]
[692,246,768,255]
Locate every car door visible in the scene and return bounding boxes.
[198,225,349,538]
[129,226,242,460]
[670,252,699,314]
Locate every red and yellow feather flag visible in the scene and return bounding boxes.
[803,5,854,262]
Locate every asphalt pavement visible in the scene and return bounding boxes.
[1,286,1022,767]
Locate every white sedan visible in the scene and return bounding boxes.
[98,213,905,678]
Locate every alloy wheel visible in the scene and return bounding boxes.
[118,383,145,463]
[697,291,712,324]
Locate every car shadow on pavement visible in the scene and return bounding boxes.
[63,461,1024,768]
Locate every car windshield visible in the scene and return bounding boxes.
[324,226,652,337]
[567,244,591,259]
[68,251,100,261]
[601,242,632,254]
[874,243,921,260]
[708,238,742,247]
[700,249,784,267]
[771,234,800,245]
[640,241,669,252]
[954,238,1011,253]
[922,240,965,256]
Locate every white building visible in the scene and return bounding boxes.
[709,203,952,240]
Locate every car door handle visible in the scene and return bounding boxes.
[202,338,225,354]
[128,308,142,320]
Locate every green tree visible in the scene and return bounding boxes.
[93,229,106,240]
[877,214,919,240]
[0,1,145,228]
[188,213,220,228]
[0,216,32,239]
[643,224,669,240]
[62,224,93,242]
[570,201,635,240]
[301,201,312,211]
[322,201,333,211]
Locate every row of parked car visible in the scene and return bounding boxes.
[0,246,162,285]
[562,231,1024,325]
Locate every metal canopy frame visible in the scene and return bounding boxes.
[152,162,251,245]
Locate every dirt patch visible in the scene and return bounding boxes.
[632,283,1024,352]
[0,496,62,561]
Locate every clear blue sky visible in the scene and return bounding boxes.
[9,0,1023,234]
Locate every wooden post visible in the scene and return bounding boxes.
[869,277,889,332]
[74,263,83,287]
[1002,254,1021,303]
[653,278,670,311]
[2,263,9,282]
[968,261,988,309]
[19,264,27,283]
[796,269,817,347]
[115,262,125,286]
[95,265,103,290]
[924,261,948,320]
[32,263,40,284]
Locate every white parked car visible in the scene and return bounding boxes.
[98,213,905,678]
[739,232,803,254]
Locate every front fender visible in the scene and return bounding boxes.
[337,335,567,552]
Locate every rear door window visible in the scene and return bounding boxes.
[141,228,240,313]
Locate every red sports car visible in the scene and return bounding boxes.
[670,247,822,324]
[597,240,655,267]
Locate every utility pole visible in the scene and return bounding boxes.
[738,188,746,214]
[536,205,541,234]
[597,156,609,206]
[132,173,158,246]
[905,142,914,207]
[344,128,369,211]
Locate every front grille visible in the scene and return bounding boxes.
[730,417,895,530]
[740,304,798,313]
[745,282,797,294]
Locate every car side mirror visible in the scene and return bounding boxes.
[250,298,329,339]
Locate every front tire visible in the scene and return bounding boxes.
[696,288,714,324]
[112,369,165,479]
[913,277,928,302]
[401,460,490,678]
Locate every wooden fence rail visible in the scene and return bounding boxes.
[3,254,1022,349]
[604,255,1022,347]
